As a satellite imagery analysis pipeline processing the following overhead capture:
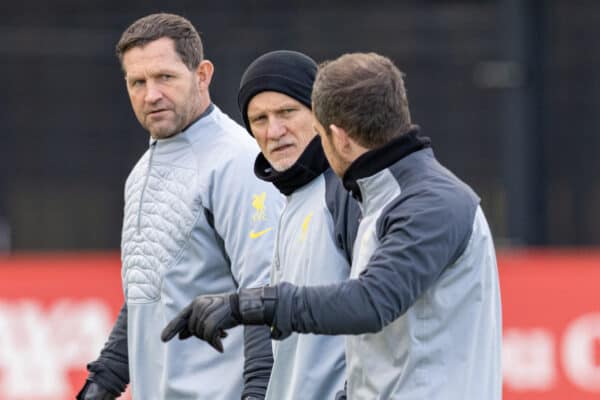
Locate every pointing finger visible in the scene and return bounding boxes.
[161,306,192,342]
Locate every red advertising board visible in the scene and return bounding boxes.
[0,250,598,399]
[0,253,129,400]
[500,249,600,399]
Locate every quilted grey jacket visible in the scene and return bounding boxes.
[89,105,283,400]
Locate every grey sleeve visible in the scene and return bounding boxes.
[86,302,130,395]
[273,192,476,336]
[242,325,274,399]
[324,169,361,263]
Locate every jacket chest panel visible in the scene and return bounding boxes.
[121,159,201,303]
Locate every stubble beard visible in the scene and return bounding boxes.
[323,137,348,177]
[145,87,201,139]
[146,113,184,139]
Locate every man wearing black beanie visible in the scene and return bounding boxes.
[163,50,361,400]
[238,50,315,138]
[238,50,320,172]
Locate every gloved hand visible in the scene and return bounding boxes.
[76,380,117,400]
[161,286,277,352]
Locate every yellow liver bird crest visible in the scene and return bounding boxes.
[252,192,267,222]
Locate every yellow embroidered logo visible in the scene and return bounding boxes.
[252,192,267,222]
[299,212,314,242]
[249,227,273,239]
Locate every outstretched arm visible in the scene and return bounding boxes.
[162,196,473,345]
[160,280,379,347]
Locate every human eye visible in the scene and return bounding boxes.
[160,74,173,81]
[128,78,145,88]
[281,107,297,116]
[250,114,267,124]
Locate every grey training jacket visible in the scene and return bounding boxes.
[273,130,502,400]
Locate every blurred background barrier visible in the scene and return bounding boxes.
[0,253,130,400]
[0,251,598,399]
[500,249,600,399]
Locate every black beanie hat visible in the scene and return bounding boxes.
[238,50,317,135]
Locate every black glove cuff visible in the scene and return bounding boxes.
[230,292,242,322]
[261,286,277,325]
[238,286,278,325]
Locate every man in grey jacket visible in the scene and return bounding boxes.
[235,50,360,400]
[162,52,503,399]
[77,13,282,400]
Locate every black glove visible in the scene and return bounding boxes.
[161,286,278,352]
[76,380,117,400]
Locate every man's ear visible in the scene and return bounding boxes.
[330,124,351,154]
[196,60,214,91]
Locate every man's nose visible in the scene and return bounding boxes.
[144,81,163,103]
[266,117,285,140]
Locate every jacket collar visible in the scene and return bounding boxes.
[254,135,329,196]
[342,127,431,201]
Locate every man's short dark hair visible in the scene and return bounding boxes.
[312,52,416,148]
[116,13,203,70]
